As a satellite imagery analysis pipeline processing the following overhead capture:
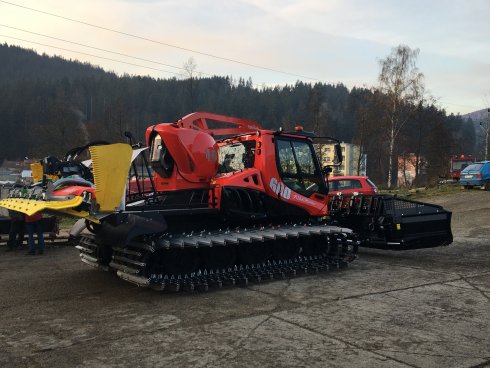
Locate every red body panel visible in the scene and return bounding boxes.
[146,124,219,191]
[53,186,95,198]
[214,132,329,217]
[145,112,263,193]
[143,113,330,217]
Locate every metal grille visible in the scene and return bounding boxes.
[382,197,443,216]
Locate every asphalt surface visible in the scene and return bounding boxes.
[0,190,489,368]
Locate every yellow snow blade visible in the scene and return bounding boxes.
[57,208,101,224]
[31,162,43,183]
[0,196,83,216]
[30,162,58,183]
[90,143,132,213]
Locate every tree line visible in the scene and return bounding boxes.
[0,43,477,187]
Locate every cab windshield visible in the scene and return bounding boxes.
[275,138,326,197]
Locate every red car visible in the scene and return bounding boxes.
[328,175,378,195]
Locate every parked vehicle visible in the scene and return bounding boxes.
[450,155,475,181]
[0,113,453,292]
[328,175,378,195]
[459,161,490,190]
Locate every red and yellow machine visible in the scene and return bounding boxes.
[0,112,453,291]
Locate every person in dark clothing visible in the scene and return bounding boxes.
[6,210,25,251]
[25,212,45,255]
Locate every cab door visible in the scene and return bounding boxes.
[275,138,327,197]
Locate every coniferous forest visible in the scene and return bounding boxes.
[0,43,478,186]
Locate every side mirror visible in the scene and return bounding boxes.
[323,166,333,176]
[334,143,343,165]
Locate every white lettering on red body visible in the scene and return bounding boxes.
[269,177,291,200]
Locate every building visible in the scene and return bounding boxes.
[0,159,36,185]
[317,143,365,176]
[0,168,20,183]
[397,153,427,186]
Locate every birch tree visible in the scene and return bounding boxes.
[378,45,424,187]
[182,57,199,111]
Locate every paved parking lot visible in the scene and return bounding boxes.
[0,191,489,367]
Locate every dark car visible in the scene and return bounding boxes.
[459,161,490,190]
[328,175,378,195]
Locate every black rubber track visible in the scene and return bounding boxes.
[77,223,359,292]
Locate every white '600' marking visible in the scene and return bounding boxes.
[269,177,291,199]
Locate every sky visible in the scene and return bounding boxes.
[1,0,489,115]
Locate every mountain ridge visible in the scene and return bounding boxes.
[462,108,489,123]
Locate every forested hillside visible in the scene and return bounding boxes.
[0,43,477,186]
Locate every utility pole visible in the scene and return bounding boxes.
[480,108,490,161]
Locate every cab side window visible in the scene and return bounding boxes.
[149,134,174,178]
[218,141,256,173]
